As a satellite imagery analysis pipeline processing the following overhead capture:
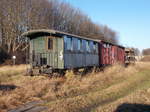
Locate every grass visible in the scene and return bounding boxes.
[0,62,150,112]
[141,55,150,62]
[0,65,28,83]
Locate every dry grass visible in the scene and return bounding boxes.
[0,65,27,74]
[140,55,150,62]
[0,62,150,112]
[0,65,28,83]
[95,89,150,112]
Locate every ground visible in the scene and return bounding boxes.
[0,62,150,112]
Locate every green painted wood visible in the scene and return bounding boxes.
[32,37,45,53]
[57,37,64,69]
[30,36,64,69]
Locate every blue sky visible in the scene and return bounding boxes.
[63,0,150,51]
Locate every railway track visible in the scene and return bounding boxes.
[8,101,47,112]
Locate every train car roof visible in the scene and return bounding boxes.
[21,29,99,42]
[22,29,124,48]
[125,48,134,52]
[100,40,125,48]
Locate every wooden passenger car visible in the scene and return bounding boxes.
[22,29,99,74]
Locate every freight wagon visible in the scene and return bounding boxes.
[22,29,125,75]
[99,40,125,66]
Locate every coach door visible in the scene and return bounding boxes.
[46,36,57,68]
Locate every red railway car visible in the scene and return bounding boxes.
[99,40,125,66]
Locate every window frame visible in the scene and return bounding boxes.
[86,40,90,53]
[78,39,82,52]
[47,36,53,50]
[93,42,97,53]
[65,36,73,51]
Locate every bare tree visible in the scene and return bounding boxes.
[0,0,119,60]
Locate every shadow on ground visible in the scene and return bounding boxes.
[0,84,17,91]
[115,103,150,112]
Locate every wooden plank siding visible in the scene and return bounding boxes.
[29,36,64,69]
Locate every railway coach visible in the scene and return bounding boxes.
[22,29,125,75]
[99,40,125,66]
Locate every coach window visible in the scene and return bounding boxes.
[70,37,73,51]
[93,42,98,53]
[93,42,96,53]
[86,40,90,52]
[65,37,72,51]
[48,38,53,50]
[68,37,71,50]
[78,39,82,51]
[103,44,106,48]
[107,44,110,48]
[96,43,98,53]
[82,40,86,52]
[90,41,93,53]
